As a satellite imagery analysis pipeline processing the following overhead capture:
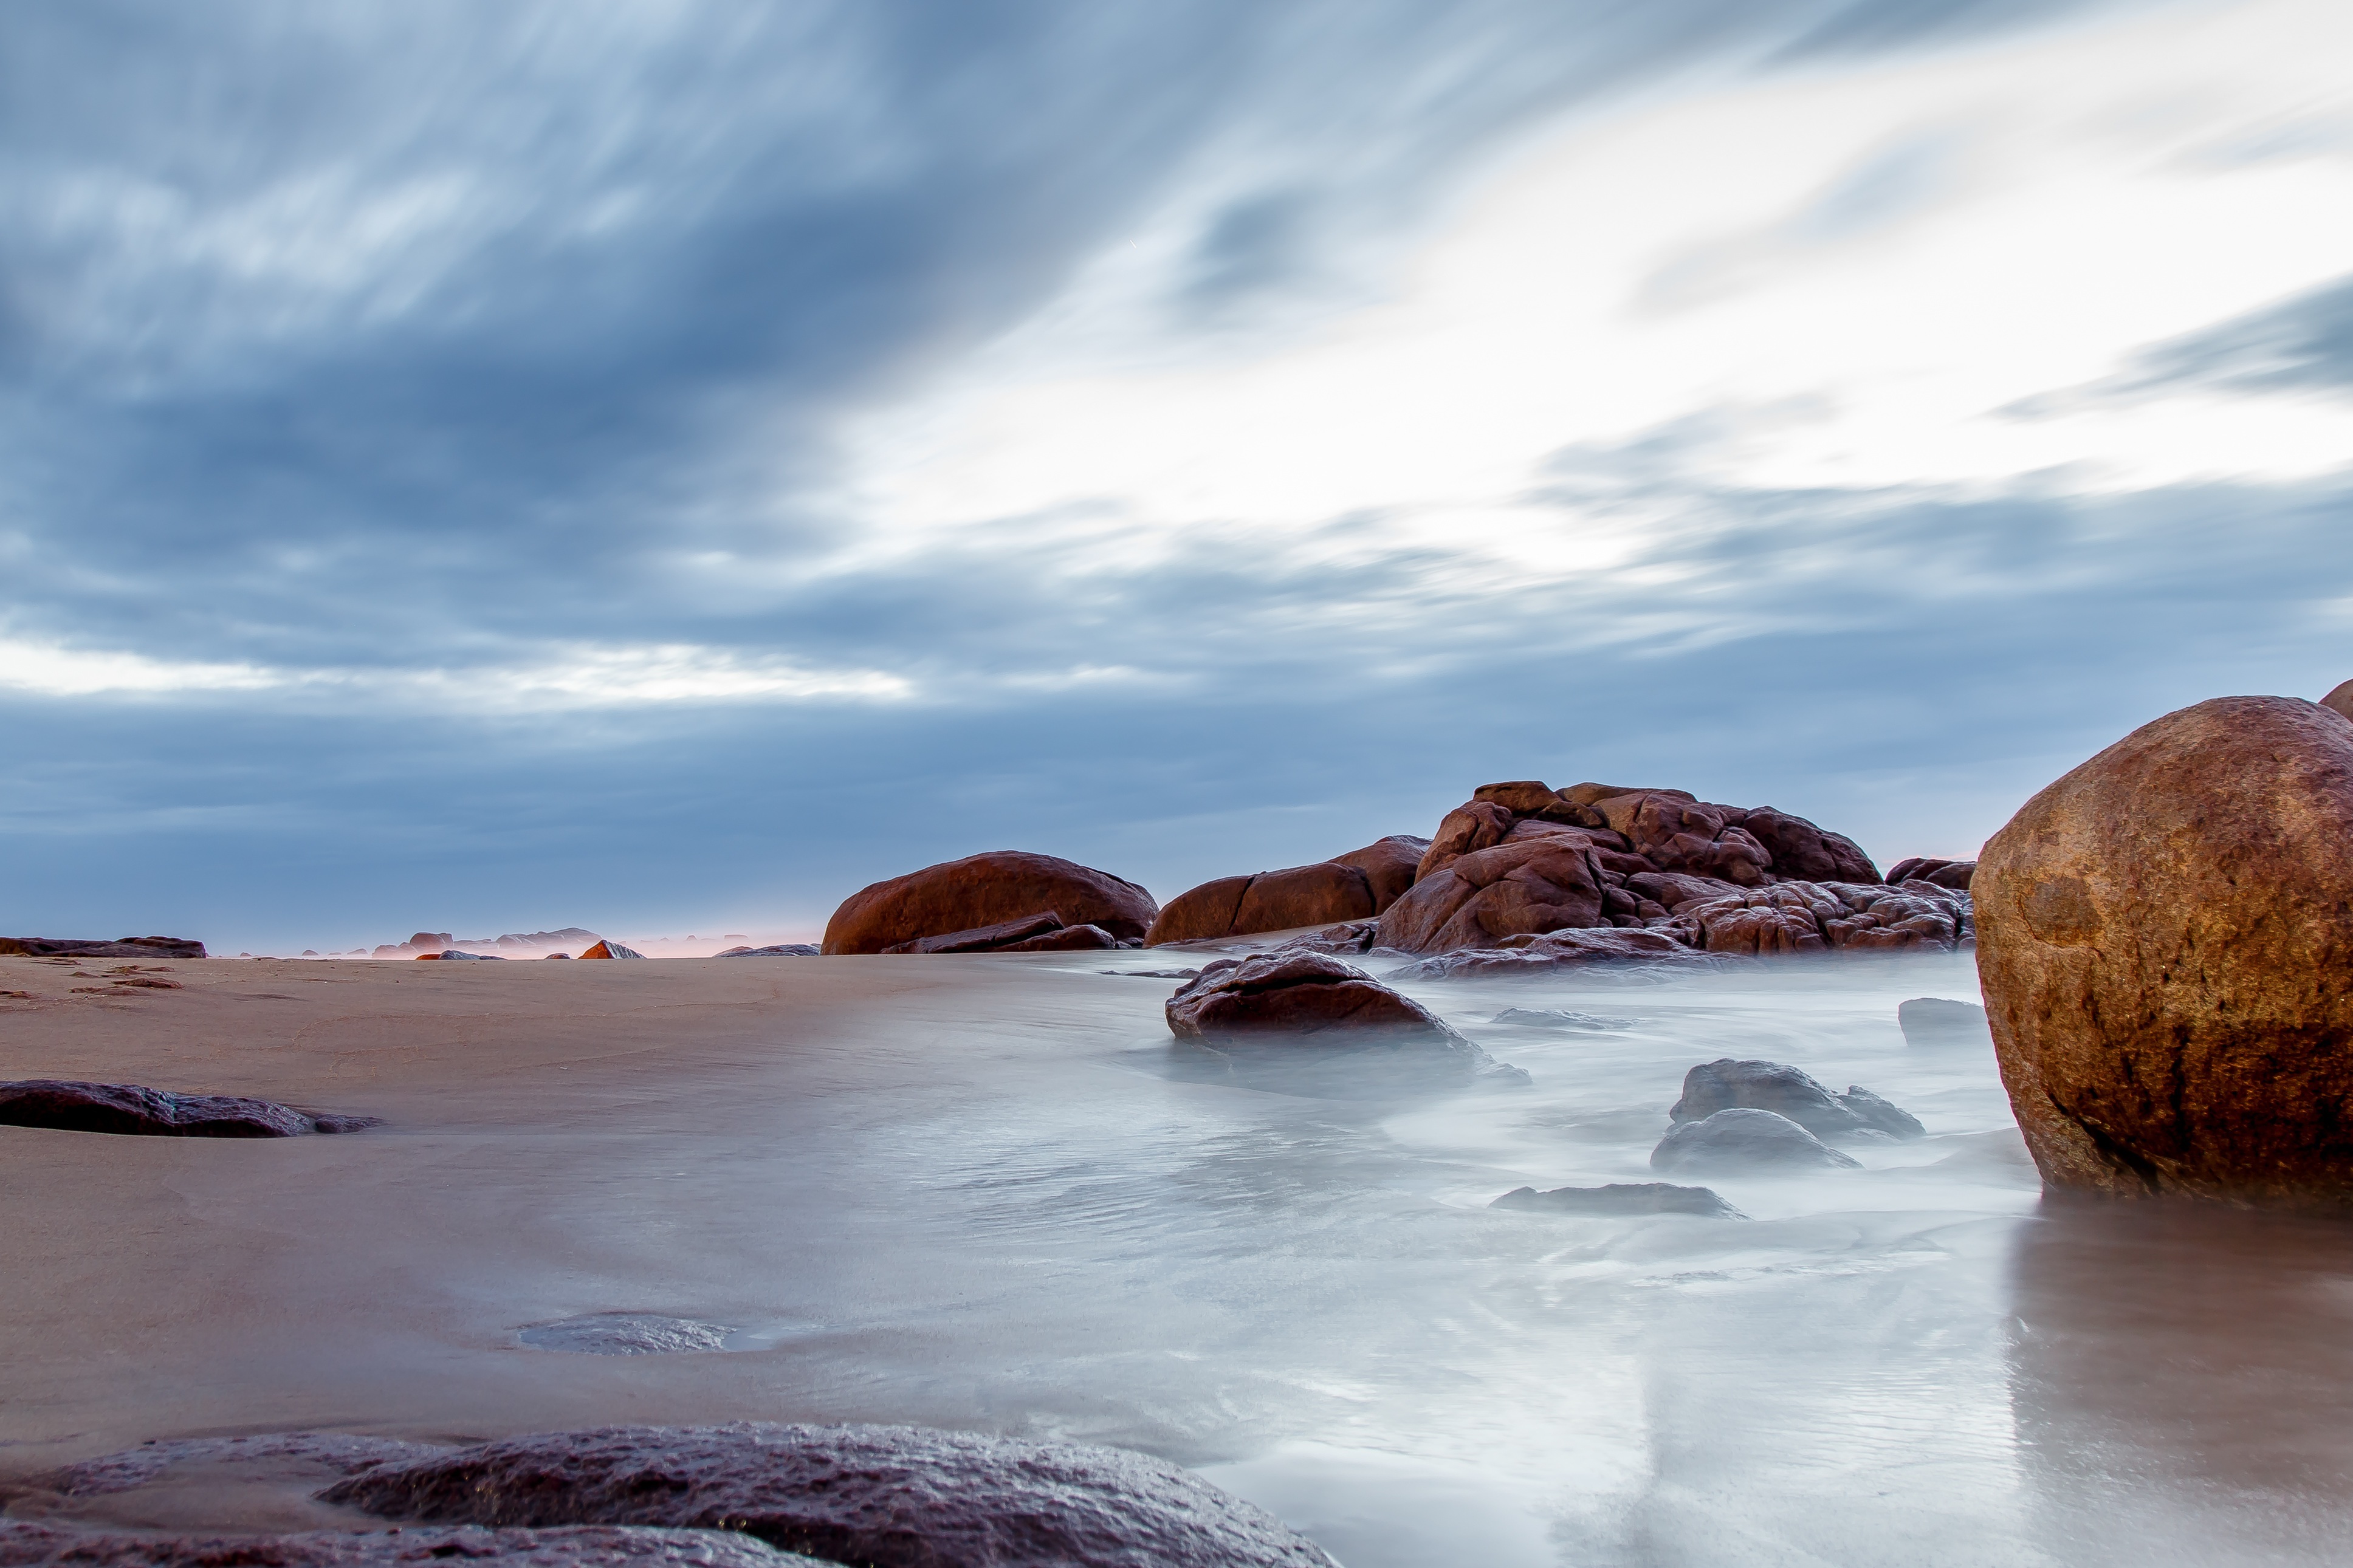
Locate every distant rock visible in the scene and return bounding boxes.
[1977,693,2353,1205]
[0,936,207,959]
[823,851,1158,955]
[320,1423,1339,1568]
[1142,836,1431,946]
[417,948,504,960]
[1491,1182,1743,1217]
[543,953,574,960]
[1383,926,1720,980]
[1898,997,1991,1048]
[2321,679,2353,721]
[1669,1059,1925,1141]
[579,940,648,960]
[1651,1108,1863,1174]
[1164,949,1525,1090]
[715,943,820,957]
[0,1080,380,1138]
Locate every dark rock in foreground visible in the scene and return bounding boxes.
[321,1423,1338,1568]
[1383,927,1721,980]
[825,851,1158,955]
[1670,1060,1925,1141]
[1164,950,1526,1090]
[1978,693,2353,1205]
[1898,997,1992,1048]
[1491,1182,1744,1217]
[0,1521,816,1564]
[0,1080,380,1138]
[715,944,820,957]
[0,935,207,959]
[1651,1108,1863,1174]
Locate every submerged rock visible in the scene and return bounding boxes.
[1489,1008,1637,1030]
[824,851,1158,955]
[0,1521,817,1564]
[1164,950,1525,1090]
[0,1080,381,1138]
[1977,694,2353,1205]
[1898,997,1993,1048]
[1651,1108,1863,1174]
[1491,1182,1743,1217]
[1669,1060,1925,1141]
[521,1313,733,1355]
[320,1423,1339,1568]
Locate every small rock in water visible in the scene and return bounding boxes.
[520,1313,734,1355]
[0,1080,381,1138]
[1898,996,1991,1048]
[1669,1058,1925,1141]
[1489,1008,1637,1030]
[1491,1182,1744,1217]
[1652,1108,1863,1174]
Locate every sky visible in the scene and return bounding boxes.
[4,0,2351,953]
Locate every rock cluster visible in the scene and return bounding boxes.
[1144,836,1429,944]
[0,1080,380,1137]
[1977,694,2353,1207]
[0,935,206,958]
[822,852,1157,956]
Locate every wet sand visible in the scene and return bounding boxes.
[9,950,2353,1566]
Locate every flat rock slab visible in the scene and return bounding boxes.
[0,1520,819,1564]
[1491,1182,1744,1217]
[520,1314,734,1355]
[321,1422,1338,1568]
[0,1080,382,1138]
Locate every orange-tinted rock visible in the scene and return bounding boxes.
[823,851,1158,955]
[1414,799,1515,882]
[1471,781,1568,815]
[1977,695,2353,1206]
[578,940,647,960]
[1377,835,1607,953]
[2322,679,2353,722]
[1560,782,1694,809]
[1165,949,1459,1044]
[995,923,1119,952]
[1663,881,1970,955]
[1329,834,1431,911]
[1599,794,1773,886]
[1232,862,1376,933]
[1143,875,1254,944]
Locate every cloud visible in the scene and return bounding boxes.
[2067,272,2353,400]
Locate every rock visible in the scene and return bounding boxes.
[995,923,1121,952]
[1413,798,1518,881]
[2322,679,2353,721]
[1736,808,1880,883]
[1976,693,2353,1205]
[1898,997,1991,1048]
[714,944,820,957]
[1329,835,1432,911]
[884,912,1067,953]
[1144,863,1375,945]
[1491,1182,1743,1217]
[1164,949,1525,1090]
[1293,919,1380,954]
[1559,781,1694,809]
[1489,1008,1636,1030]
[521,1314,733,1355]
[0,1521,816,1564]
[1383,926,1719,980]
[1661,880,1971,954]
[823,852,1158,956]
[1651,1108,1863,1174]
[1669,1059,1925,1140]
[579,940,648,959]
[1378,834,1609,953]
[1595,794,1775,886]
[0,1080,382,1138]
[1886,857,1976,889]
[544,953,574,960]
[417,948,504,959]
[1623,871,1748,910]
[320,1423,1339,1568]
[0,936,207,959]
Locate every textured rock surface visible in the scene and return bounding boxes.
[2322,679,2353,722]
[579,941,648,960]
[1328,835,1431,912]
[1661,881,1971,955]
[1164,950,1523,1090]
[1885,857,1976,889]
[1377,830,1609,954]
[824,852,1158,956]
[1669,1060,1925,1141]
[1491,1182,1743,1217]
[0,936,207,959]
[0,1521,816,1564]
[26,1433,446,1498]
[1142,837,1429,946]
[520,1314,733,1354]
[1898,997,1991,1048]
[713,944,819,957]
[0,1080,380,1138]
[321,1423,1338,1568]
[1383,927,1719,980]
[1651,1108,1863,1174]
[1977,694,2353,1205]
[883,912,1065,954]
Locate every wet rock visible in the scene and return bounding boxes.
[1977,694,2353,1205]
[1898,997,1992,1048]
[994,923,1121,953]
[1383,926,1719,980]
[0,1521,816,1565]
[823,852,1158,955]
[1164,950,1525,1090]
[1669,1059,1924,1141]
[521,1314,733,1355]
[320,1423,1339,1568]
[1885,857,1976,889]
[1378,834,1610,954]
[1594,793,1774,886]
[0,936,207,959]
[1328,835,1432,911]
[0,1080,381,1138]
[27,1432,447,1498]
[1736,808,1880,885]
[1661,880,1971,954]
[1491,1182,1744,1217]
[1651,1108,1863,1174]
[884,911,1067,953]
[1292,919,1380,954]
[1144,837,1431,947]
[713,944,819,957]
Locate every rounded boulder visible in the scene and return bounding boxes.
[822,852,1158,955]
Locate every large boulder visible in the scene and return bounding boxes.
[1163,949,1523,1089]
[1376,829,1609,953]
[823,852,1158,955]
[1669,1060,1924,1140]
[1976,694,2353,1205]
[1328,834,1431,910]
[1144,836,1432,945]
[1651,1109,1863,1174]
[0,1080,380,1137]
[321,1423,1338,1568]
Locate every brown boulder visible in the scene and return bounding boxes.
[1329,834,1431,910]
[1886,856,1975,889]
[882,911,1065,953]
[1976,694,2353,1206]
[1414,798,1516,881]
[995,923,1120,952]
[1377,834,1608,954]
[1165,949,1458,1044]
[823,851,1158,955]
[1737,807,1880,883]
[1141,836,1431,945]
[2323,679,2353,722]
[1598,794,1773,886]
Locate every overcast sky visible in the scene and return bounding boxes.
[5,0,2350,952]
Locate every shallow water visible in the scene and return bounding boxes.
[9,949,2353,1565]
